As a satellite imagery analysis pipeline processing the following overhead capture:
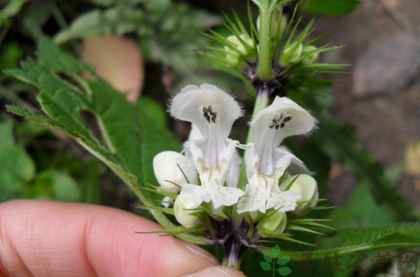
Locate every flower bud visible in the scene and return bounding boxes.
[259,211,287,236]
[224,34,254,65]
[174,196,202,229]
[280,174,318,213]
[281,43,303,64]
[153,151,197,193]
[302,45,319,64]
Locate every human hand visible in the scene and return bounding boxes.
[0,200,245,277]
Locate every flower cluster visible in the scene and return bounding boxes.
[153,84,319,235]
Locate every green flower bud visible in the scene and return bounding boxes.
[259,211,287,236]
[174,197,202,229]
[281,43,303,64]
[302,45,319,64]
[224,34,254,65]
[280,174,318,214]
[153,151,197,193]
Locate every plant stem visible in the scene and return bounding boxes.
[256,0,274,80]
[237,85,270,191]
[246,86,270,143]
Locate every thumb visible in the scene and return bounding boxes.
[0,200,219,277]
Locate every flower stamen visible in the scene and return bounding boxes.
[268,113,293,130]
[203,105,218,123]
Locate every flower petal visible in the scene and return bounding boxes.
[170,84,243,138]
[178,182,244,210]
[237,172,301,214]
[251,96,316,148]
[266,186,301,212]
[237,175,267,213]
[238,146,302,213]
[177,184,208,209]
[225,150,242,188]
[245,142,301,177]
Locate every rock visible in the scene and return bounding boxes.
[352,33,420,97]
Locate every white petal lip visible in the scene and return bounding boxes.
[170,84,243,138]
[178,182,244,210]
[237,173,301,214]
[251,96,317,147]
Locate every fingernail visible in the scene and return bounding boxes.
[182,242,219,264]
[183,266,246,277]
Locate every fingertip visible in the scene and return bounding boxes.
[0,200,220,277]
[182,265,246,277]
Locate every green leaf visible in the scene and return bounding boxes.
[329,184,394,228]
[137,96,167,129]
[26,170,81,202]
[0,0,28,27]
[278,266,292,276]
[38,38,94,74]
[277,255,290,265]
[271,244,281,257]
[263,251,273,262]
[0,120,35,194]
[274,223,420,260]
[260,261,272,271]
[305,0,360,17]
[0,43,23,69]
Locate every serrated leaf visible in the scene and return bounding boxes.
[273,223,420,260]
[38,38,94,74]
[260,261,272,271]
[278,266,292,276]
[271,244,281,257]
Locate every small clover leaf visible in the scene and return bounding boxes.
[271,244,281,257]
[263,251,273,263]
[277,255,290,265]
[278,266,292,276]
[260,261,272,271]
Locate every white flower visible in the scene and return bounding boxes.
[170,84,245,209]
[237,97,317,214]
[153,151,198,193]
